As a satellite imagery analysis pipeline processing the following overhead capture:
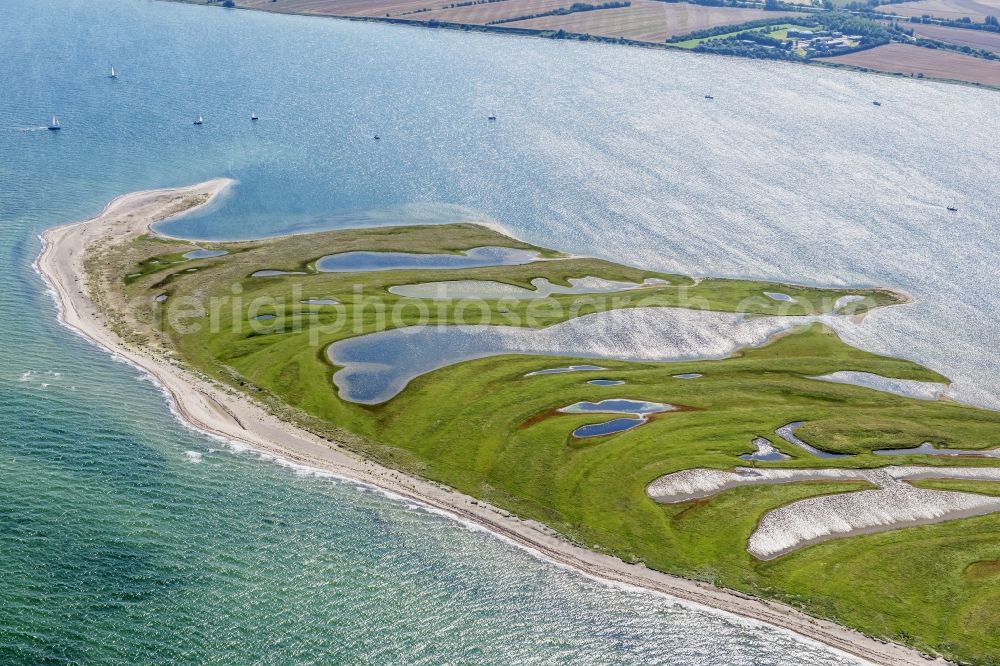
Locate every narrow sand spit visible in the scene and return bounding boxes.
[648,465,1000,559]
[37,180,949,666]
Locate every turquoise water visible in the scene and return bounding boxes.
[3,0,998,662]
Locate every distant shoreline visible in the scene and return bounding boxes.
[160,0,1000,92]
[36,180,949,666]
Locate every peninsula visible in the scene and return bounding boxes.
[39,180,1000,665]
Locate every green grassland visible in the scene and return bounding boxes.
[104,223,1000,664]
[672,24,810,49]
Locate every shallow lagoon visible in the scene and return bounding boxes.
[183,248,228,259]
[316,246,541,272]
[389,276,666,299]
[810,371,949,401]
[775,422,853,459]
[558,399,674,437]
[525,364,606,376]
[329,308,827,404]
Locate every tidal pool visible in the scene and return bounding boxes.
[525,364,606,376]
[558,399,671,415]
[775,422,852,459]
[741,437,792,462]
[572,417,646,438]
[183,248,228,259]
[300,298,340,305]
[809,371,949,401]
[251,269,307,277]
[328,308,825,404]
[316,246,542,272]
[389,276,667,299]
[672,373,702,380]
[833,295,865,311]
[587,379,626,386]
[764,292,796,303]
[557,399,674,438]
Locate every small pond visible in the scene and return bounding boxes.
[184,249,228,260]
[558,399,674,438]
[776,422,852,459]
[525,364,606,376]
[740,437,791,462]
[252,270,308,277]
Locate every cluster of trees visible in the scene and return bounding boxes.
[812,12,899,39]
[914,37,999,59]
[445,0,508,9]
[666,17,788,42]
[822,0,908,12]
[669,11,899,61]
[659,0,800,7]
[906,14,1000,33]
[488,0,629,24]
[694,32,799,59]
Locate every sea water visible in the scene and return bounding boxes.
[4,0,999,661]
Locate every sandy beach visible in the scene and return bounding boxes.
[36,179,950,666]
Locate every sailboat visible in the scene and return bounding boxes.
[193,115,203,125]
[251,112,258,121]
[109,66,117,79]
[47,116,61,131]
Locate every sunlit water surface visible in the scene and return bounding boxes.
[4,0,999,662]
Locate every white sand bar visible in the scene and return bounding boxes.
[648,465,1000,559]
[750,471,1000,559]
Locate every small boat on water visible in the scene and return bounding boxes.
[487,115,497,121]
[109,66,117,79]
[47,116,61,131]
[373,134,380,140]
[947,205,958,212]
[251,112,258,121]
[193,115,203,125]
[704,94,714,100]
[873,100,881,106]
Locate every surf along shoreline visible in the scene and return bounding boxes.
[37,179,948,666]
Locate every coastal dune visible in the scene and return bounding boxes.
[37,180,949,666]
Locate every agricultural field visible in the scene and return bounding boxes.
[502,2,802,42]
[235,0,451,18]
[877,0,1000,23]
[909,21,1000,52]
[819,42,1000,85]
[404,0,600,24]
[94,221,1000,664]
[233,0,804,42]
